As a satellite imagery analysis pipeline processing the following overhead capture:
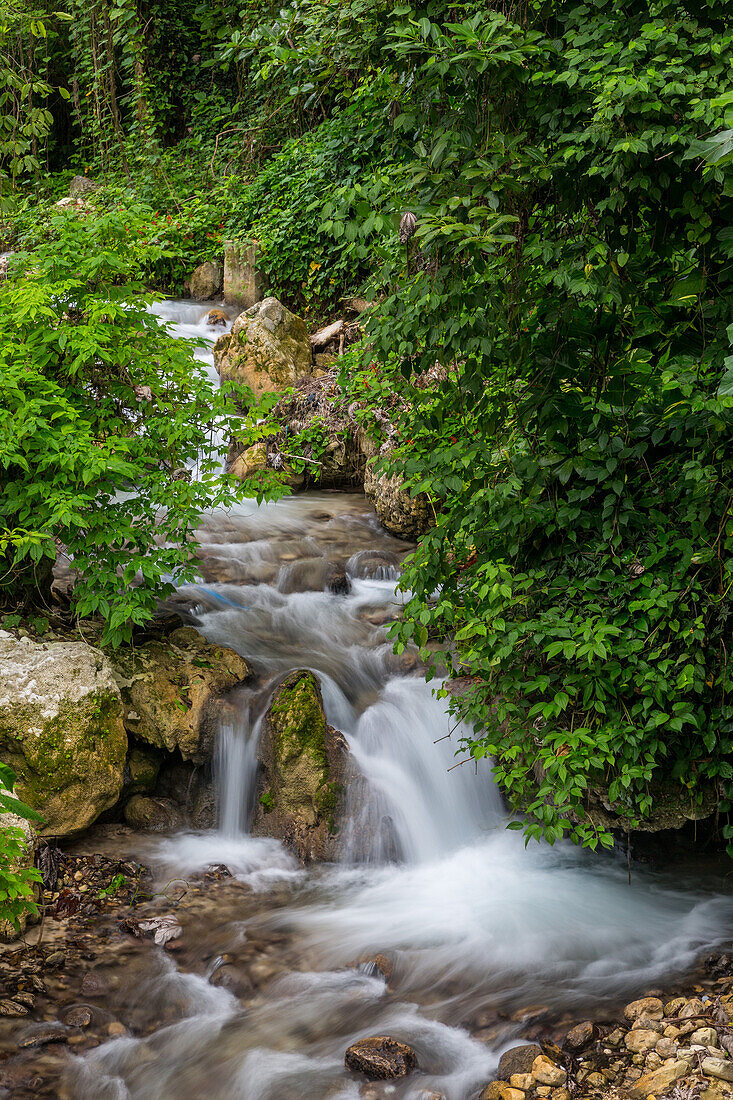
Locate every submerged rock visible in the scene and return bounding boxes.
[214,296,312,397]
[345,1036,418,1079]
[109,627,249,764]
[0,634,127,836]
[251,670,349,861]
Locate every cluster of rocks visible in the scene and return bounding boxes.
[211,293,434,540]
[477,987,733,1100]
[0,626,250,919]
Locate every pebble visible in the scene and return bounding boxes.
[107,1022,127,1037]
[531,1055,566,1087]
[62,1005,93,1028]
[655,1037,678,1059]
[627,1059,691,1099]
[624,997,664,1022]
[692,1027,719,1047]
[564,1021,594,1051]
[702,1057,733,1083]
[679,997,706,1019]
[625,1029,658,1054]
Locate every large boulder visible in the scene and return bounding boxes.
[187,261,223,301]
[109,627,249,764]
[0,634,127,836]
[251,670,349,861]
[360,430,434,541]
[214,297,312,397]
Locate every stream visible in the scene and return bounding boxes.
[67,301,733,1100]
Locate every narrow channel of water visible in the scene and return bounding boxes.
[68,301,733,1100]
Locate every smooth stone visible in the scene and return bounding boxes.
[624,997,664,1022]
[531,1055,566,1087]
[497,1045,542,1081]
[702,1057,733,1083]
[627,1060,691,1099]
[625,1029,659,1054]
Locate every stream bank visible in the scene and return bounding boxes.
[1,300,732,1099]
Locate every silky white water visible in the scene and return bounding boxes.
[68,302,733,1100]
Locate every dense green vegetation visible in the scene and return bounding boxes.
[1,0,732,851]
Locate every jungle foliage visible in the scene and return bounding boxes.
[1,0,732,848]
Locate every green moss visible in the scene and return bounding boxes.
[269,672,328,771]
[259,789,275,812]
[0,686,126,831]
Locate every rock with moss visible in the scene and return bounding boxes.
[251,670,350,862]
[109,627,249,764]
[214,296,312,397]
[123,746,163,797]
[123,794,185,831]
[0,633,127,836]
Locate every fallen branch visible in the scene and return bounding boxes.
[310,319,344,347]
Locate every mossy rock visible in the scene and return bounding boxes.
[124,746,163,796]
[213,296,312,398]
[0,634,127,836]
[108,627,249,764]
[251,670,350,862]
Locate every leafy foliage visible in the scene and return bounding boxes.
[0,761,43,933]
[0,206,271,645]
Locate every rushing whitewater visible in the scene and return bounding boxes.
[68,302,733,1100]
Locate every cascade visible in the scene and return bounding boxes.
[68,300,733,1100]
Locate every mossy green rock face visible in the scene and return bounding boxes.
[252,670,348,862]
[213,296,312,398]
[109,627,249,764]
[0,634,127,836]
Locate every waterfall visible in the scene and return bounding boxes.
[67,298,733,1100]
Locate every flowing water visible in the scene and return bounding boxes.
[68,301,733,1099]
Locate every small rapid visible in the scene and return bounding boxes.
[67,302,733,1100]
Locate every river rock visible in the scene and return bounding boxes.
[363,456,434,541]
[214,296,312,397]
[624,996,664,1022]
[497,1045,543,1080]
[480,1085,525,1100]
[251,670,349,862]
[703,1057,733,1082]
[564,1021,595,1051]
[0,810,37,941]
[0,635,127,835]
[624,1028,659,1054]
[109,627,249,764]
[345,1036,418,1079]
[17,1021,68,1047]
[123,795,185,831]
[187,261,223,300]
[206,308,230,327]
[692,1027,720,1047]
[627,1059,691,1098]
[531,1054,566,1086]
